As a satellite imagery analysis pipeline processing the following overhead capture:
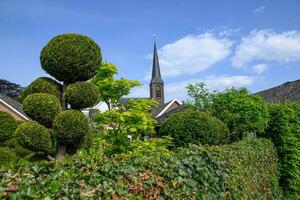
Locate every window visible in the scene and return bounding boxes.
[156,85,161,98]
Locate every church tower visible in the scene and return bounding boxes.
[150,37,164,106]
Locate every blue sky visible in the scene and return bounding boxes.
[1,0,300,101]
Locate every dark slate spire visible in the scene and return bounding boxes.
[150,35,163,84]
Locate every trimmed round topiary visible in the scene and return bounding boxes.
[159,109,230,147]
[53,110,89,144]
[40,33,102,84]
[64,82,98,109]
[0,111,18,142]
[24,77,62,101]
[0,147,17,166]
[14,122,51,153]
[23,93,62,127]
[3,138,32,157]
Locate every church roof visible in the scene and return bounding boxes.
[150,40,163,84]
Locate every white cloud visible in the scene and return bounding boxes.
[231,30,300,68]
[128,75,256,101]
[153,33,233,78]
[252,63,268,74]
[253,6,265,15]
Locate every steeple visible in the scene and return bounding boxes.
[150,35,164,105]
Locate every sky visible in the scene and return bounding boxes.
[1,0,300,101]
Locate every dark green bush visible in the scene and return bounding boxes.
[0,111,19,143]
[64,82,98,109]
[14,122,51,154]
[159,109,230,147]
[23,93,62,127]
[53,110,89,144]
[40,33,102,84]
[23,77,62,101]
[212,88,269,141]
[3,138,32,158]
[266,103,300,198]
[0,138,280,199]
[0,147,17,167]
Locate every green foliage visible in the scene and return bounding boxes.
[0,111,19,143]
[159,109,230,147]
[40,33,102,84]
[95,99,157,137]
[21,77,62,102]
[23,93,62,127]
[3,138,32,158]
[186,82,215,111]
[53,110,89,144]
[91,62,141,110]
[0,147,17,167]
[64,82,98,109]
[0,139,281,199]
[14,122,51,154]
[266,103,300,198]
[212,88,269,140]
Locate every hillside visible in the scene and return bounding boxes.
[255,79,300,103]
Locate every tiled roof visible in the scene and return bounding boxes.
[0,94,29,120]
[156,104,186,123]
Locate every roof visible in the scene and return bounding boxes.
[151,98,182,118]
[0,94,30,120]
[150,40,163,84]
[156,104,186,123]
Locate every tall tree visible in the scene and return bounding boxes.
[0,79,23,99]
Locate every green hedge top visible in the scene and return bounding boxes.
[0,111,19,143]
[159,109,230,147]
[40,33,102,84]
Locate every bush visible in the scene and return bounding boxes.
[0,111,19,143]
[23,77,62,101]
[40,33,102,84]
[212,88,269,141]
[3,138,32,158]
[0,138,281,199]
[14,122,51,154]
[159,109,230,147]
[53,110,89,144]
[266,103,300,198]
[0,147,17,167]
[23,93,62,127]
[64,82,98,109]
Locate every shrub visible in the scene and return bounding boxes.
[14,122,51,154]
[3,138,32,158]
[212,88,269,141]
[266,103,300,198]
[0,111,19,143]
[159,109,230,147]
[0,147,17,167]
[40,33,102,84]
[23,77,62,101]
[64,82,98,109]
[53,110,89,144]
[23,93,62,127]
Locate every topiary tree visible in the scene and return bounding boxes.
[64,82,98,109]
[0,111,19,143]
[211,88,269,141]
[53,110,88,159]
[15,122,52,156]
[23,93,62,128]
[159,109,230,147]
[20,77,62,102]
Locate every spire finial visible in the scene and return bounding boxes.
[153,34,156,44]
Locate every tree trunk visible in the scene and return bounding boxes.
[46,155,55,161]
[61,82,68,110]
[55,144,66,160]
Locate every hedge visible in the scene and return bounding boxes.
[0,138,281,199]
[0,147,17,167]
[266,103,300,198]
[159,109,230,147]
[0,111,19,143]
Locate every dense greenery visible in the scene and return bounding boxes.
[159,109,230,147]
[0,147,18,167]
[212,88,269,140]
[23,93,62,127]
[14,122,52,154]
[21,77,62,102]
[64,82,98,109]
[53,110,89,144]
[0,111,19,143]
[40,33,102,84]
[266,103,300,198]
[0,138,280,199]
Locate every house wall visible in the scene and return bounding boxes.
[0,102,26,121]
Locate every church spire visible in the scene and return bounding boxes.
[150,35,163,84]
